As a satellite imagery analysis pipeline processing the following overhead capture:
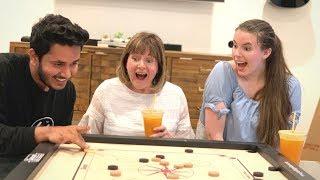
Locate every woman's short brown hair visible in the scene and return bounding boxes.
[117,32,166,92]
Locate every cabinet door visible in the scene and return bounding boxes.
[91,51,122,98]
[171,57,219,129]
[71,51,92,122]
[9,42,29,54]
[165,56,173,81]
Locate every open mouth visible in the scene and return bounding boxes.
[236,61,247,68]
[135,72,147,80]
[54,76,67,83]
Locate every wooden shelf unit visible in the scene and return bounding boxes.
[10,42,232,129]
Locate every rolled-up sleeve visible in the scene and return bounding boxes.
[199,62,237,124]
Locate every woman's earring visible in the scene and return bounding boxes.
[228,41,233,48]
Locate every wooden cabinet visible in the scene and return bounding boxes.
[10,42,232,129]
[90,50,122,97]
[72,51,92,123]
[171,59,217,124]
[166,52,230,129]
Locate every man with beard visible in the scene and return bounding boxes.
[0,14,90,156]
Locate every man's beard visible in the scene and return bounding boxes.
[37,63,52,89]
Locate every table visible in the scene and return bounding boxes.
[300,160,320,179]
[4,135,314,180]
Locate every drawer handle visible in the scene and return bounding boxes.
[199,67,211,73]
[198,87,204,92]
[95,51,107,55]
[81,51,88,54]
[179,57,192,60]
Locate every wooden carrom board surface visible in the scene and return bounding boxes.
[6,135,314,180]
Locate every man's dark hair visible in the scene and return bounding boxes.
[30,14,89,60]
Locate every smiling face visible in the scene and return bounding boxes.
[126,50,158,93]
[232,30,271,78]
[29,44,80,91]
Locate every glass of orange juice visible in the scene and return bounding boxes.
[278,130,307,164]
[142,109,163,137]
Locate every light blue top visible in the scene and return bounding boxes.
[198,61,301,142]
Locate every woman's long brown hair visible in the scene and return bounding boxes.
[236,19,292,147]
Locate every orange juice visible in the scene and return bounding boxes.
[279,139,304,164]
[279,130,307,164]
[142,109,163,137]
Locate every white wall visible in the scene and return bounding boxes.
[0,0,54,52]
[54,0,215,53]
[1,0,319,132]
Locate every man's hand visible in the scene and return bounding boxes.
[150,125,173,138]
[34,125,90,149]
